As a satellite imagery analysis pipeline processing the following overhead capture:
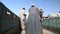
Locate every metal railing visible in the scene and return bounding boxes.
[42,18,60,34]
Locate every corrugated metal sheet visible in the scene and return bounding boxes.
[0,2,22,34]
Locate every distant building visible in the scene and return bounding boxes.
[19,8,26,34]
[48,12,60,18]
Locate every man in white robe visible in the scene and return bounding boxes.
[19,8,26,34]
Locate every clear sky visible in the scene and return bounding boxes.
[0,0,60,17]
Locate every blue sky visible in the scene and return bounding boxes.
[0,0,60,17]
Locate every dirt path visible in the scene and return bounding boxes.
[43,29,55,34]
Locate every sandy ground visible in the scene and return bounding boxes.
[43,29,55,34]
[21,29,55,34]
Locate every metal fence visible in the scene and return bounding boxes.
[42,18,60,34]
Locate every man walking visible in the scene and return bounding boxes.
[26,4,43,34]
